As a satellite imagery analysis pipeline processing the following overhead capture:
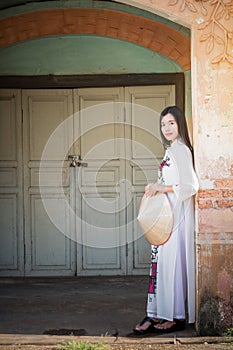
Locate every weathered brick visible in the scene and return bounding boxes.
[216,200,233,208]
[107,14,120,29]
[166,36,179,50]
[2,26,16,43]
[95,18,108,35]
[84,24,95,34]
[215,179,233,188]
[178,53,191,70]
[198,189,222,199]
[198,199,213,209]
[175,38,190,55]
[137,29,154,47]
[222,190,233,198]
[150,40,163,52]
[107,27,119,38]
[119,22,133,37]
[129,31,141,43]
[63,9,74,24]
[169,48,182,61]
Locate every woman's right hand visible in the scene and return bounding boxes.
[145,183,157,197]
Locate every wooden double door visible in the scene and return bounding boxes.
[0,86,175,276]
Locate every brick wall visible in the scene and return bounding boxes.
[197,178,233,334]
[0,8,191,70]
[198,180,233,209]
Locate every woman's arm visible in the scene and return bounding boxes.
[170,144,199,201]
[145,183,173,196]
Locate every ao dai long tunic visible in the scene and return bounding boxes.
[147,139,199,323]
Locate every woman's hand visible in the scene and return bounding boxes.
[145,183,163,197]
[145,183,173,196]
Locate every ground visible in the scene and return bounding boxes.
[0,342,233,350]
[0,278,232,349]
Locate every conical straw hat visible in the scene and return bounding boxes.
[137,193,174,246]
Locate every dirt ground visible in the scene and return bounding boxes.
[0,344,232,350]
[1,277,232,350]
[0,342,233,350]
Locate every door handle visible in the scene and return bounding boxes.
[68,155,88,168]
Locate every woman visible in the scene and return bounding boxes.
[133,106,199,334]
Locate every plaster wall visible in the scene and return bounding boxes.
[0,35,182,75]
[192,17,233,336]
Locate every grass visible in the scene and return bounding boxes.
[56,340,110,350]
[224,328,233,337]
[223,328,233,346]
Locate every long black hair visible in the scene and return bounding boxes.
[159,105,193,158]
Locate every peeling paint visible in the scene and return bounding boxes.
[199,156,233,179]
[204,94,211,104]
[198,179,214,189]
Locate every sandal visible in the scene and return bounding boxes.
[153,319,186,334]
[133,316,161,335]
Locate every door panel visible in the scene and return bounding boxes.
[23,90,75,276]
[81,194,121,270]
[31,195,71,268]
[0,90,23,275]
[74,88,127,275]
[125,85,175,274]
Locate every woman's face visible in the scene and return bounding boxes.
[161,113,179,143]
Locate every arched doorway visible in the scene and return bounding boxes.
[0,0,191,276]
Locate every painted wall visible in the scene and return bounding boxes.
[0,35,183,75]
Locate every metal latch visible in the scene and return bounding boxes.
[68,155,88,168]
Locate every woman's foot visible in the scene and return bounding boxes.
[133,316,161,335]
[153,319,186,333]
